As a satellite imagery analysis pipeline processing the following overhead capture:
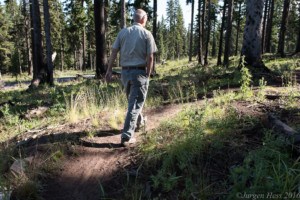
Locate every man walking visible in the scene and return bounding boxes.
[105,9,157,145]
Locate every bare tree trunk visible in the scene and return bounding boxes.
[223,0,233,67]
[235,1,242,56]
[261,0,269,54]
[198,0,204,65]
[121,0,126,29]
[201,0,206,64]
[60,34,64,71]
[30,0,44,86]
[81,0,86,71]
[265,0,274,53]
[23,0,32,76]
[153,0,157,74]
[277,0,291,57]
[296,6,300,53]
[43,0,54,85]
[217,0,226,66]
[95,0,107,78]
[211,17,217,57]
[241,0,265,68]
[189,0,194,62]
[204,0,211,65]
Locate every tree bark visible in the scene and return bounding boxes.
[30,0,45,87]
[198,0,204,65]
[265,0,274,53]
[43,0,54,86]
[261,0,269,54]
[201,0,206,65]
[153,0,157,74]
[204,0,211,65]
[121,0,126,29]
[223,0,233,67]
[95,0,107,78]
[294,5,300,53]
[277,0,291,57]
[235,1,242,56]
[241,0,265,68]
[188,0,194,62]
[80,0,86,71]
[22,0,32,76]
[211,17,216,57]
[217,0,226,66]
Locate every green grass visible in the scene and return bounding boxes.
[1,56,300,199]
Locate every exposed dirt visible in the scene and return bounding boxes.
[34,103,188,200]
[8,95,300,200]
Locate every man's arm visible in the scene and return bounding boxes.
[146,53,154,77]
[105,48,119,82]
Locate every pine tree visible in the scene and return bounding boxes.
[187,0,195,62]
[157,16,167,62]
[223,0,234,67]
[241,0,265,68]
[277,0,291,57]
[95,0,107,78]
[43,0,54,85]
[175,0,185,59]
[0,5,13,74]
[166,0,176,59]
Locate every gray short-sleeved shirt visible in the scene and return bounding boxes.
[112,23,158,67]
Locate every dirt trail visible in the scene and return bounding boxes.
[41,103,189,200]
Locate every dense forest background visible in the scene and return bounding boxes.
[1,1,300,199]
[0,0,299,84]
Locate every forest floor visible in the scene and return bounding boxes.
[2,57,300,199]
[8,87,300,200]
[11,103,189,200]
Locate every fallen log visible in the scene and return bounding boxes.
[268,114,300,144]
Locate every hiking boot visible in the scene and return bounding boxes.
[121,137,136,147]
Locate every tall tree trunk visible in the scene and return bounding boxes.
[30,0,44,87]
[235,1,242,56]
[204,0,211,65]
[261,0,269,54]
[95,0,107,78]
[121,0,126,29]
[296,6,300,53]
[198,0,204,65]
[223,0,233,67]
[277,0,291,57]
[153,0,157,73]
[43,0,54,85]
[23,0,32,76]
[265,0,274,53]
[201,0,206,65]
[81,0,86,71]
[241,0,265,68]
[60,37,64,71]
[211,17,216,57]
[217,0,227,66]
[189,0,194,62]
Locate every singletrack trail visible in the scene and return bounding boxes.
[41,103,190,200]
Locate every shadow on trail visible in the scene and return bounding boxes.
[5,129,123,149]
[1,75,95,90]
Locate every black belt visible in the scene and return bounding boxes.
[122,66,146,70]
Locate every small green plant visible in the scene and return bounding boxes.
[257,77,267,101]
[239,66,253,98]
[228,131,300,198]
[280,84,300,109]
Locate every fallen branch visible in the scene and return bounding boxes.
[268,114,300,144]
